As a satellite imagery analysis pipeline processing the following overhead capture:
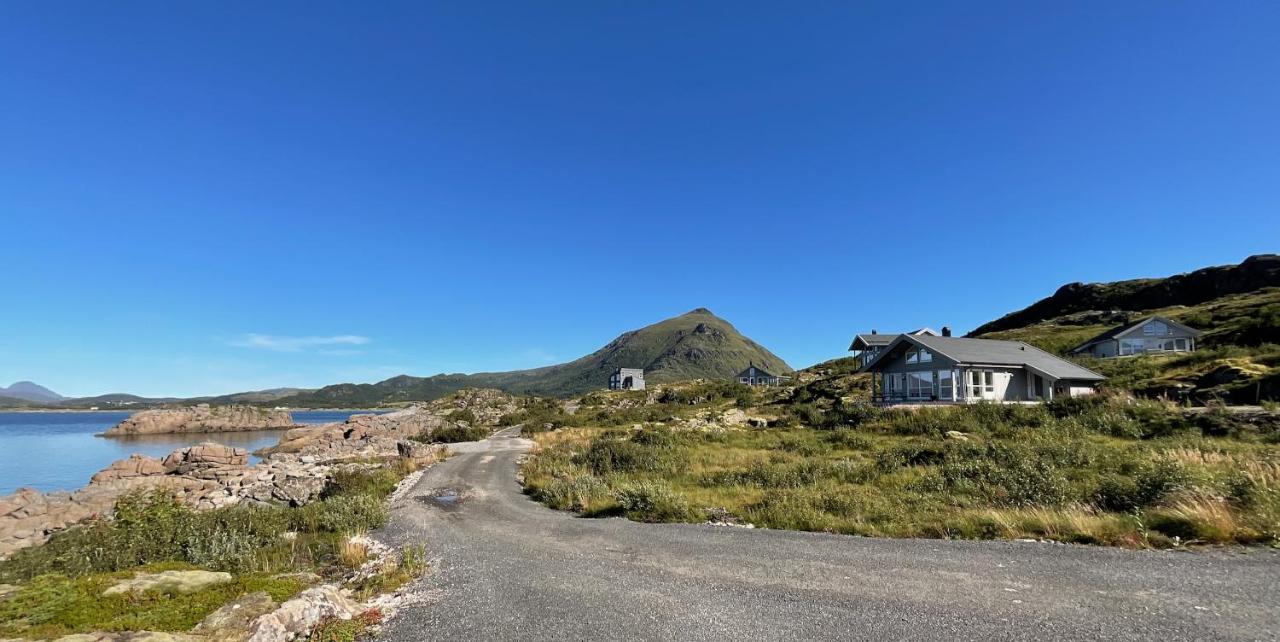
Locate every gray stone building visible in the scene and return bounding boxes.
[608,368,645,391]
[1069,316,1202,358]
[859,334,1105,404]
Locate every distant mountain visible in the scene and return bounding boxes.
[0,381,64,403]
[273,308,792,407]
[970,254,1280,336]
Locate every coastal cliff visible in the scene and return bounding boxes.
[102,404,296,436]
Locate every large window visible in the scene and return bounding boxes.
[1120,339,1145,356]
[904,348,933,364]
[907,371,935,399]
[967,370,995,399]
[938,370,953,400]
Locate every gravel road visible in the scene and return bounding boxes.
[377,427,1279,641]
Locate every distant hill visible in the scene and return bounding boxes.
[273,308,792,407]
[970,254,1280,336]
[0,381,64,403]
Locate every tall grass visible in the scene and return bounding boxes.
[523,398,1280,548]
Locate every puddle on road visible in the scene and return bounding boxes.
[418,487,464,510]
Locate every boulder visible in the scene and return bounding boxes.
[193,590,277,641]
[102,570,233,596]
[103,405,295,437]
[397,440,442,463]
[163,443,249,472]
[90,455,167,484]
[245,586,359,642]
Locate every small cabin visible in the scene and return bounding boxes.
[736,363,780,386]
[608,368,645,391]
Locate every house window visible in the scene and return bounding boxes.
[967,370,995,398]
[906,349,917,364]
[1120,339,1145,356]
[907,371,934,399]
[938,370,953,400]
[919,349,932,363]
[1175,338,1187,351]
[1143,321,1168,336]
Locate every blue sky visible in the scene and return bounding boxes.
[2,1,1278,398]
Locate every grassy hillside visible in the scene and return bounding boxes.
[971,254,1280,335]
[978,288,1280,403]
[272,309,792,407]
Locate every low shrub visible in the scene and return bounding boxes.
[613,482,697,522]
[415,424,492,444]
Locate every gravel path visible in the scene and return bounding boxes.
[377,428,1280,641]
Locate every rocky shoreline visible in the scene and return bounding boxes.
[1,390,516,560]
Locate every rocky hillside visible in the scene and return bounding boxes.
[970,254,1280,336]
[273,308,792,406]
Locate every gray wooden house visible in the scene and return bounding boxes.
[608,368,645,391]
[859,334,1105,404]
[1068,316,1202,358]
[849,327,939,369]
[736,363,781,386]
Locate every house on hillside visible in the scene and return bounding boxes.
[849,327,940,369]
[859,334,1105,404]
[1068,316,1202,358]
[736,363,781,386]
[608,368,646,391]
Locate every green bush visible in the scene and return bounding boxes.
[415,424,492,444]
[613,482,697,522]
[289,495,388,534]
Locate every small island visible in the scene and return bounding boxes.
[101,404,296,437]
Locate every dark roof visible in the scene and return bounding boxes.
[861,334,1106,382]
[737,364,777,379]
[1068,316,1203,354]
[849,334,895,350]
[848,328,938,351]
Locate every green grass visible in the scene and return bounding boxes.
[524,397,1280,547]
[0,566,308,639]
[0,461,422,639]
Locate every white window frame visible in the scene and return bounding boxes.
[938,370,953,400]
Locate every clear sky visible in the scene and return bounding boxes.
[2,1,1278,398]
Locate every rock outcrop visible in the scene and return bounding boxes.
[0,403,462,559]
[102,405,295,437]
[260,405,454,461]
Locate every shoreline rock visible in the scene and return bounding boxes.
[102,405,296,437]
[0,389,514,560]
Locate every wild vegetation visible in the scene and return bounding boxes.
[523,387,1280,548]
[0,460,422,639]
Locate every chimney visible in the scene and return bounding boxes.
[871,329,877,335]
[942,326,952,337]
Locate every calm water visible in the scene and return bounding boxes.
[0,410,385,495]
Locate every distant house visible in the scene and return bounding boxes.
[608,368,646,391]
[736,363,781,386]
[859,334,1105,404]
[1069,316,1202,358]
[849,327,940,369]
